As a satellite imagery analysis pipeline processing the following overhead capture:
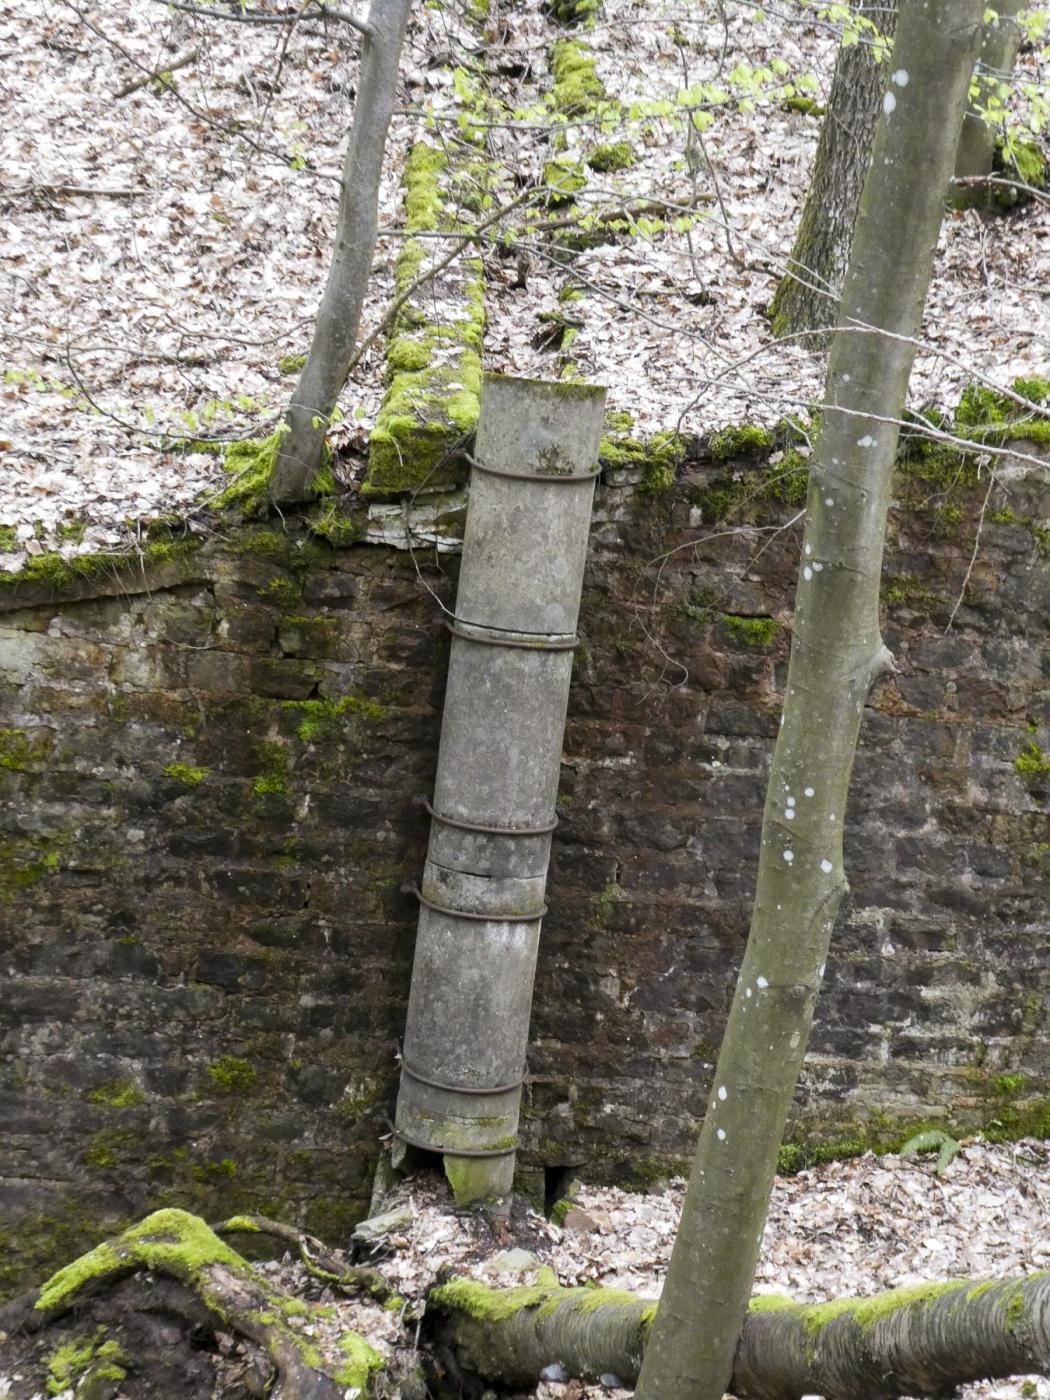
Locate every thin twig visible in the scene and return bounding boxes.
[945,471,997,632]
[146,0,373,37]
[114,44,201,98]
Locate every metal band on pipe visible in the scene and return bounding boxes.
[420,796,559,837]
[445,619,579,652]
[394,1129,517,1159]
[407,885,547,922]
[466,452,598,485]
[400,1060,523,1097]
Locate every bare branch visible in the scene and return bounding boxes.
[114,44,201,98]
[146,0,373,37]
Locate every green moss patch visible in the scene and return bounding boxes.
[0,835,68,901]
[206,1056,257,1095]
[1015,742,1050,777]
[163,762,209,787]
[721,614,778,649]
[544,155,588,202]
[0,726,51,770]
[0,536,201,601]
[88,1080,145,1109]
[548,0,600,23]
[709,424,777,460]
[363,141,486,495]
[586,140,637,172]
[599,427,684,493]
[282,693,388,742]
[550,38,608,115]
[993,133,1047,206]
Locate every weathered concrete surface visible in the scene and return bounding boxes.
[0,438,1047,1290]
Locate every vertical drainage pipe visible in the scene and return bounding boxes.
[394,374,606,1203]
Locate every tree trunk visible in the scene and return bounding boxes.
[633,1,984,1397]
[952,0,1025,207]
[430,1273,1050,1399]
[269,0,413,504]
[769,1,898,345]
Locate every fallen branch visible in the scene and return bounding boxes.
[214,1212,400,1303]
[2,1209,383,1400]
[114,44,201,98]
[529,193,714,236]
[428,1270,1050,1399]
[145,0,373,35]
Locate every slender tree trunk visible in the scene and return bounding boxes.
[769,1,898,345]
[269,0,413,504]
[634,2,984,1397]
[430,1273,1050,1398]
[952,0,1025,207]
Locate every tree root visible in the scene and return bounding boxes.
[0,1209,384,1400]
[427,1270,1050,1399]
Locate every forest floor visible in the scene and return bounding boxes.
[291,1136,1050,1399]
[2,0,1047,568]
[6,1136,1045,1398]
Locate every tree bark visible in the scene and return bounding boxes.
[269,0,413,504]
[633,2,984,1397]
[952,0,1025,207]
[430,1273,1050,1399]
[769,1,898,345]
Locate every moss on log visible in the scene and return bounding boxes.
[429,1271,1050,1398]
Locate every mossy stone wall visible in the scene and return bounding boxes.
[1,438,1048,1292]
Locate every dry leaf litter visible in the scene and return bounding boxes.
[2,0,1047,570]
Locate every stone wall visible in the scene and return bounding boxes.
[1,440,1047,1292]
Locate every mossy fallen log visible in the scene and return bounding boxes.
[0,1209,383,1400]
[428,1269,1050,1399]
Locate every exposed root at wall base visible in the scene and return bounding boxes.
[0,1209,393,1400]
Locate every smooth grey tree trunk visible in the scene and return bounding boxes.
[394,375,606,1203]
[269,0,413,504]
[769,0,898,345]
[634,1,984,1397]
[952,0,1025,207]
[430,1272,1050,1398]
